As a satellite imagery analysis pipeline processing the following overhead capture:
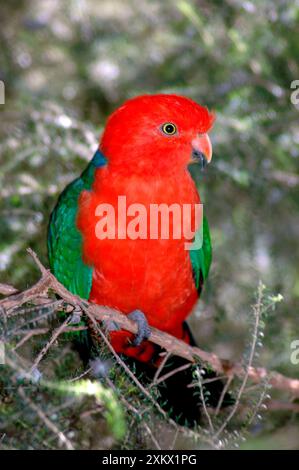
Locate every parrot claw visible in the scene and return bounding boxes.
[128,309,151,346]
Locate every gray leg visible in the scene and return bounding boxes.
[128,309,151,346]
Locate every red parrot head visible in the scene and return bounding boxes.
[100,94,215,175]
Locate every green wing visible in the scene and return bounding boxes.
[47,150,107,299]
[189,215,212,295]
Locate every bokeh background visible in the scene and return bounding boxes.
[0,0,299,449]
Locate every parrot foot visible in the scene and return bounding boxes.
[128,309,151,346]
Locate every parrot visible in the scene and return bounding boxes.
[48,94,232,425]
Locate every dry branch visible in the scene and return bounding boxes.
[1,249,299,398]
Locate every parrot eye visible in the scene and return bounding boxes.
[161,122,177,135]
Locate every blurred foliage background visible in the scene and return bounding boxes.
[0,0,299,449]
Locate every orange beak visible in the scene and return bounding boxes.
[190,134,212,169]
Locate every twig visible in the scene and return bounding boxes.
[13,326,86,351]
[86,310,179,430]
[245,384,269,428]
[106,377,161,450]
[68,367,92,383]
[29,316,71,374]
[213,282,263,440]
[152,352,171,385]
[195,367,214,434]
[215,375,234,416]
[0,283,18,296]
[149,363,191,389]
[18,387,74,450]
[13,328,50,350]
[268,170,299,188]
[1,250,299,397]
[267,400,299,413]
[10,299,64,317]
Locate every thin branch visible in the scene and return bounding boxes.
[0,283,18,296]
[213,283,263,439]
[149,363,192,389]
[86,309,179,430]
[13,326,87,351]
[267,400,299,413]
[68,367,92,383]
[29,315,71,374]
[151,352,171,385]
[106,377,161,450]
[215,375,234,416]
[1,250,299,398]
[195,367,214,434]
[18,387,74,450]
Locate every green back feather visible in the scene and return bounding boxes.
[47,150,107,299]
[189,215,212,295]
